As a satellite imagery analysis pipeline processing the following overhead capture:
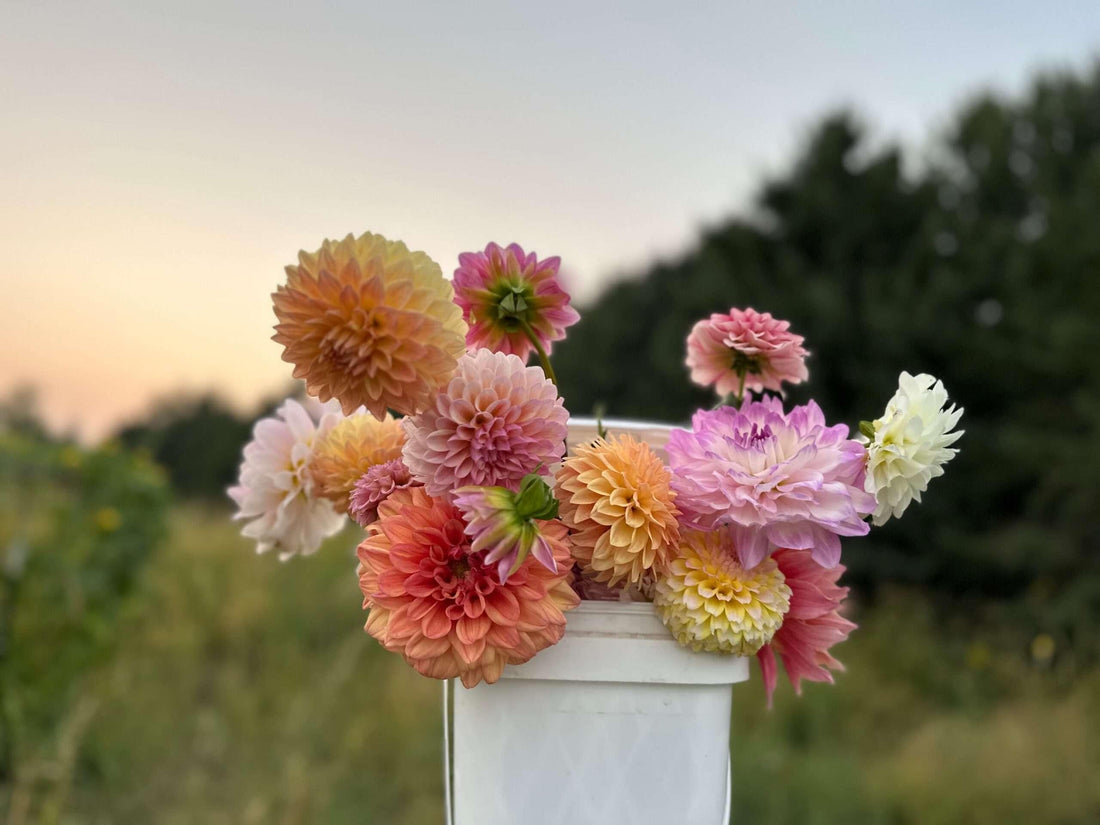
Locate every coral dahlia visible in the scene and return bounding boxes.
[272,232,467,419]
[310,412,406,511]
[402,349,568,498]
[667,397,875,569]
[686,307,809,397]
[453,242,580,363]
[654,527,791,655]
[756,548,856,706]
[555,434,680,586]
[357,487,579,687]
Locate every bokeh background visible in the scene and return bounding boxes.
[3,3,1099,823]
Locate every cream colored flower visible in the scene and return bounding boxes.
[310,411,406,511]
[861,372,963,525]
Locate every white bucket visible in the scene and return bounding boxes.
[443,419,750,825]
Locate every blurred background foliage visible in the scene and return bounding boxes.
[2,63,1099,823]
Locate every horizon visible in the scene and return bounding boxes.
[3,2,1098,440]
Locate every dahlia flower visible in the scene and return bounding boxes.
[555,434,680,586]
[686,307,809,397]
[402,349,568,498]
[667,398,875,569]
[272,232,467,419]
[453,473,560,582]
[453,242,580,365]
[357,487,579,687]
[861,372,964,525]
[348,458,418,527]
[756,548,855,706]
[310,412,406,511]
[654,527,791,655]
[228,398,346,560]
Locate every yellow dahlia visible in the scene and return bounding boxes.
[654,527,791,655]
[272,232,468,419]
[310,412,406,511]
[555,434,680,586]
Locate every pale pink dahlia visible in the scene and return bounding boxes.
[228,398,346,560]
[401,349,568,498]
[756,547,856,707]
[667,397,875,568]
[348,458,419,527]
[357,486,579,687]
[453,242,580,362]
[686,307,809,397]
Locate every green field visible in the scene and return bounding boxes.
[4,505,1098,824]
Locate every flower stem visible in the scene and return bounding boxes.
[521,322,557,386]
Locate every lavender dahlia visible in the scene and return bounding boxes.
[667,397,875,569]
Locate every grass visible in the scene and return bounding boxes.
[10,505,1100,823]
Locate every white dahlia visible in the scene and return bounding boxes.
[861,372,964,526]
[228,398,347,559]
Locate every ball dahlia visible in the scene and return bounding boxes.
[402,349,568,498]
[228,398,346,560]
[686,307,809,397]
[309,412,406,511]
[555,434,680,586]
[348,458,418,527]
[357,486,579,687]
[861,371,964,526]
[453,242,580,363]
[654,527,791,655]
[272,232,467,419]
[667,397,876,569]
[756,548,856,706]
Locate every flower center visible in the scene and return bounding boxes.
[490,281,536,332]
[729,350,764,376]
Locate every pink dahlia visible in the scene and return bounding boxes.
[401,349,568,498]
[348,458,419,527]
[667,397,875,568]
[686,307,809,397]
[453,473,560,583]
[756,548,856,707]
[357,486,579,687]
[453,242,580,363]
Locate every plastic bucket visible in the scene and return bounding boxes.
[443,419,749,825]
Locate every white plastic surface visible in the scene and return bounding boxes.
[450,604,745,825]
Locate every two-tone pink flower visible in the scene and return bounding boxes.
[686,307,808,398]
[453,242,579,364]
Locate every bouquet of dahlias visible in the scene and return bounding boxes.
[230,232,963,703]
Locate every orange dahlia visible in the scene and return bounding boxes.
[272,232,468,419]
[555,434,680,586]
[357,486,579,687]
[309,412,406,511]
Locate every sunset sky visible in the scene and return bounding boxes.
[3,2,1097,439]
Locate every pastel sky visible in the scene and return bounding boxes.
[2,1,1097,439]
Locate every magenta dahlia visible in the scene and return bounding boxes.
[453,242,580,364]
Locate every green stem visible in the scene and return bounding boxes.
[521,322,557,386]
[734,370,747,409]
